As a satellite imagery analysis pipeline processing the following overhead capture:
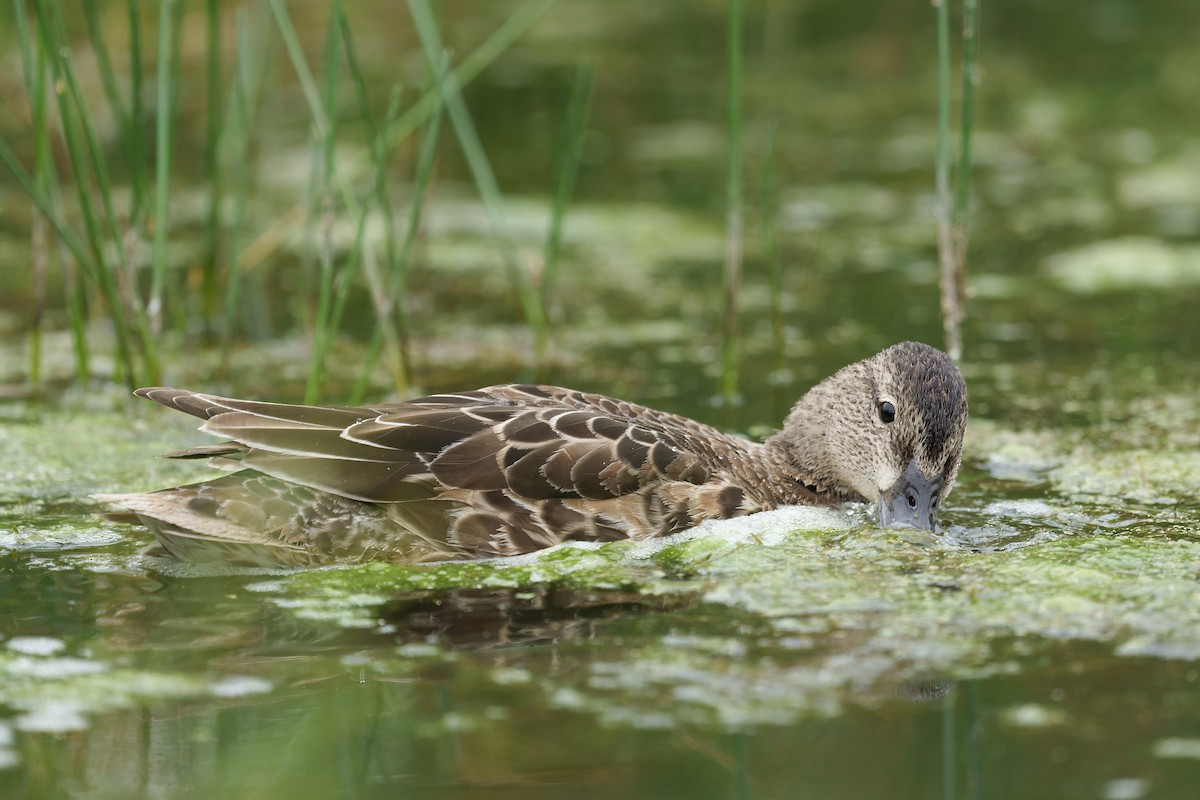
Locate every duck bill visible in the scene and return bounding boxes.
[878,458,942,532]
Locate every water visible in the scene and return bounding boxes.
[3,0,1200,797]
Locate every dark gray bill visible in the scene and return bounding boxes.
[878,458,942,532]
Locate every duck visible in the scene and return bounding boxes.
[98,341,967,568]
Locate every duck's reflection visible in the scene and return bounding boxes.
[381,584,702,646]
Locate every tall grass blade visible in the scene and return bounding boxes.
[13,0,52,387]
[300,0,346,403]
[352,63,446,404]
[127,0,147,223]
[384,0,559,158]
[245,0,556,272]
[948,0,981,353]
[720,0,744,407]
[934,0,962,361]
[339,12,416,398]
[53,6,162,383]
[267,0,331,139]
[82,1,134,175]
[32,0,141,384]
[539,62,594,362]
[202,0,225,327]
[149,0,180,352]
[218,8,256,373]
[408,0,544,361]
[760,120,786,418]
[350,86,414,404]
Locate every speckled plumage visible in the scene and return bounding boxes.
[99,341,967,567]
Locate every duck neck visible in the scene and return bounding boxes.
[764,378,857,501]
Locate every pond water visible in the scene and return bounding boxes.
[3,1,1200,798]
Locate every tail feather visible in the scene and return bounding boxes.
[96,471,468,568]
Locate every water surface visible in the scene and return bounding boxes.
[3,1,1200,798]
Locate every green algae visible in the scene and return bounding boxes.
[1045,237,1200,293]
[0,645,258,733]
[1050,449,1200,505]
[212,483,1200,729]
[0,395,199,509]
[248,508,852,629]
[433,524,1200,728]
[5,385,1200,732]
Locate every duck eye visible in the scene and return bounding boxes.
[878,401,896,424]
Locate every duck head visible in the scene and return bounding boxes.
[770,341,968,532]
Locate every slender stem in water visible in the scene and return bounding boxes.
[301,0,344,404]
[14,0,51,388]
[83,0,134,177]
[150,0,178,348]
[219,8,255,376]
[409,0,544,360]
[202,0,224,329]
[33,0,137,383]
[128,0,146,223]
[761,120,785,418]
[268,0,331,140]
[951,0,981,345]
[934,0,962,362]
[721,0,744,406]
[539,62,594,366]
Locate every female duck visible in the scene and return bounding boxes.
[100,341,967,567]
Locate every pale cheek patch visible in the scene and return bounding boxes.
[875,465,900,495]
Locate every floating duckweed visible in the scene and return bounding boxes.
[1152,738,1200,760]
[1045,237,1200,293]
[1000,703,1069,728]
[0,524,125,552]
[0,648,236,732]
[1050,449,1200,504]
[490,667,533,685]
[209,676,274,698]
[5,637,65,657]
[15,703,90,734]
[967,419,1065,481]
[1102,778,1151,800]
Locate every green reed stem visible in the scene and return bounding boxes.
[82,1,134,172]
[340,10,402,294]
[202,0,224,326]
[219,8,255,373]
[61,46,144,380]
[298,0,344,403]
[351,60,446,404]
[385,0,559,160]
[14,0,50,387]
[409,0,544,357]
[149,0,178,351]
[32,0,140,385]
[539,62,594,362]
[349,86,410,404]
[268,0,330,139]
[761,121,784,382]
[954,0,980,224]
[323,5,362,390]
[935,0,951,226]
[934,0,962,361]
[255,0,554,272]
[951,0,981,322]
[341,15,408,386]
[127,0,147,223]
[720,0,744,406]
